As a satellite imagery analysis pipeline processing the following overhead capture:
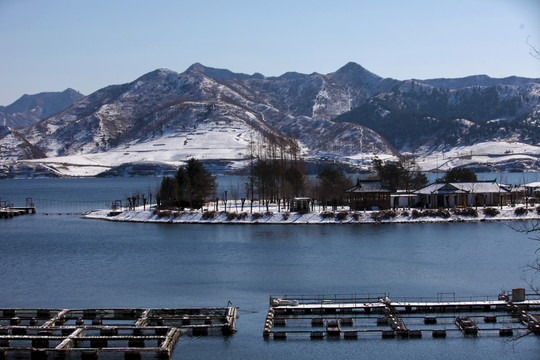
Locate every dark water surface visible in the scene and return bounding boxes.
[1,178,539,359]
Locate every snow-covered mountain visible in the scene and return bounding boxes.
[0,63,539,177]
[334,74,540,171]
[2,63,397,177]
[0,125,45,159]
[0,89,84,129]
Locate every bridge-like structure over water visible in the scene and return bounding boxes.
[263,290,540,340]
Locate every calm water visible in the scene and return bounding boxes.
[1,177,539,359]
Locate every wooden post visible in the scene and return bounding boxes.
[56,328,84,350]
[135,309,151,327]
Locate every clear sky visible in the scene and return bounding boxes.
[1,0,539,105]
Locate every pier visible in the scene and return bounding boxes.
[263,289,540,340]
[0,307,237,359]
[0,198,36,219]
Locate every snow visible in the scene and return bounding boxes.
[85,204,540,225]
[454,118,475,127]
[416,141,540,172]
[11,136,539,177]
[3,68,539,177]
[0,133,23,161]
[416,181,508,195]
[19,122,255,177]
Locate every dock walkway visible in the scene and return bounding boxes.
[263,291,540,340]
[0,307,237,359]
[0,198,36,219]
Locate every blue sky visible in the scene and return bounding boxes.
[1,0,539,105]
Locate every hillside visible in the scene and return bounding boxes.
[0,63,539,177]
[334,79,540,151]
[0,89,84,129]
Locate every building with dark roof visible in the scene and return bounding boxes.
[345,180,394,210]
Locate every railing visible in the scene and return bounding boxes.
[389,295,500,303]
[270,293,388,306]
[525,292,540,300]
[29,198,116,214]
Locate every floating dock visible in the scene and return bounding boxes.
[0,307,237,359]
[0,198,36,219]
[263,290,540,340]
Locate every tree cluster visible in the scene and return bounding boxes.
[437,167,478,182]
[158,158,216,209]
[245,133,306,211]
[316,167,353,210]
[372,156,427,191]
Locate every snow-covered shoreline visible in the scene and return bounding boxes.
[84,206,540,225]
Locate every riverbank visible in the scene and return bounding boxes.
[84,206,540,224]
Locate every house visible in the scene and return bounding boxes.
[345,180,394,210]
[523,182,540,198]
[290,197,311,212]
[507,185,525,206]
[518,182,540,206]
[391,190,418,208]
[415,180,510,208]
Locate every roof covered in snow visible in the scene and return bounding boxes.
[415,181,510,195]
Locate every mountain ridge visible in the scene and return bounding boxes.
[1,62,539,177]
[0,88,84,129]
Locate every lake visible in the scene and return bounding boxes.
[1,177,539,359]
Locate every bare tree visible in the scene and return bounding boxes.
[514,35,540,296]
[501,37,540,343]
[513,220,540,295]
[527,36,540,60]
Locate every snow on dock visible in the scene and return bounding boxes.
[263,290,540,340]
[0,307,237,359]
[0,198,35,219]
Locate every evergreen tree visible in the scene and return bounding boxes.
[158,158,217,209]
[175,166,192,208]
[284,166,304,197]
[182,158,217,209]
[158,176,179,209]
[317,167,353,210]
[438,167,477,182]
[372,156,427,191]
[372,158,402,190]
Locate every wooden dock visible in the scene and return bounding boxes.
[0,198,36,219]
[0,207,36,218]
[0,307,237,359]
[263,290,540,340]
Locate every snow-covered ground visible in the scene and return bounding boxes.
[5,136,540,177]
[17,123,254,176]
[85,203,540,225]
[415,141,540,172]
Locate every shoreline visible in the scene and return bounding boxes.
[84,206,540,225]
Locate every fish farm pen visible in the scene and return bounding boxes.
[263,289,540,340]
[0,307,237,359]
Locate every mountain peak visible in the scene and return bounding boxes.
[138,68,178,79]
[186,62,207,73]
[337,61,367,72]
[1,89,85,129]
[185,63,263,81]
[329,62,382,84]
[268,71,308,81]
[422,74,540,89]
[61,88,84,96]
